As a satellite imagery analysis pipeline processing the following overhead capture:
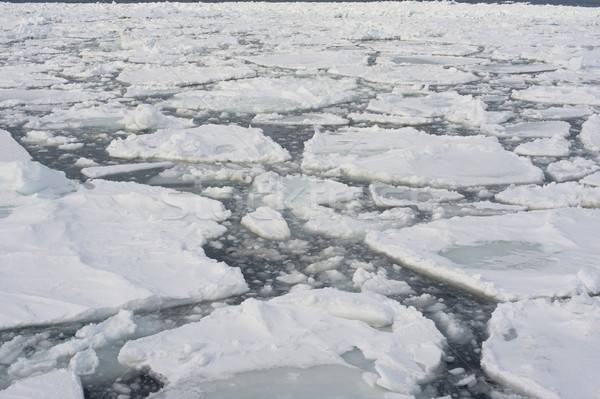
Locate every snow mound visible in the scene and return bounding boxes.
[366,208,600,301]
[241,206,291,241]
[302,126,543,189]
[107,124,290,164]
[482,294,600,399]
[118,288,445,395]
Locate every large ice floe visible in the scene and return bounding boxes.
[0,129,247,329]
[118,288,445,396]
[302,126,543,188]
[366,207,600,302]
[482,294,600,398]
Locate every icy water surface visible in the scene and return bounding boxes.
[1,1,600,398]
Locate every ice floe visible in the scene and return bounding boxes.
[107,124,290,164]
[580,114,600,152]
[329,64,478,86]
[0,369,83,399]
[512,85,600,106]
[366,208,600,301]
[582,171,600,187]
[369,184,464,208]
[80,161,174,179]
[546,157,600,182]
[482,294,600,398]
[513,136,570,157]
[118,288,445,395]
[302,126,543,188]
[496,182,600,209]
[117,64,256,87]
[352,268,414,296]
[243,50,367,71]
[241,206,291,241]
[252,112,348,126]
[484,120,570,139]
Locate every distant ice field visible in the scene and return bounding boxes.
[1,1,599,399]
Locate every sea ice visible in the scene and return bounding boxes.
[107,124,290,164]
[369,184,464,208]
[482,294,600,398]
[513,136,570,157]
[582,171,600,187]
[118,288,445,395]
[546,157,600,182]
[0,370,83,399]
[150,163,265,186]
[496,182,600,209]
[80,162,174,179]
[302,126,543,188]
[117,65,256,87]
[243,50,367,71]
[252,112,348,126]
[366,208,600,301]
[484,121,570,139]
[241,206,291,241]
[512,86,600,106]
[352,268,414,297]
[329,64,478,86]
[580,114,600,152]
[521,105,592,120]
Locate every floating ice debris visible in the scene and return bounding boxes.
[496,182,600,210]
[252,112,348,126]
[241,206,291,241]
[484,121,570,139]
[369,184,464,208]
[513,136,570,157]
[0,369,83,399]
[107,124,290,164]
[366,208,600,301]
[150,163,265,186]
[117,65,256,87]
[0,64,67,89]
[482,294,600,398]
[347,112,429,126]
[161,76,361,114]
[423,201,527,220]
[521,105,593,120]
[21,130,80,147]
[201,186,235,200]
[582,171,600,187]
[80,162,175,179]
[472,63,557,75]
[118,288,445,395]
[302,126,543,189]
[512,86,600,106]
[546,157,599,182]
[580,114,600,152]
[329,64,478,85]
[0,88,112,107]
[352,268,413,296]
[243,50,367,71]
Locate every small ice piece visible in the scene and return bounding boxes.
[473,63,557,75]
[304,256,345,275]
[241,207,291,241]
[423,201,527,220]
[302,126,543,189]
[582,171,600,187]
[276,271,307,285]
[80,162,174,179]
[513,136,570,157]
[455,374,476,387]
[0,370,83,399]
[74,158,98,168]
[161,76,362,114]
[369,184,464,207]
[68,349,100,376]
[201,186,235,200]
[347,113,430,126]
[496,182,600,209]
[116,64,257,87]
[485,121,570,139]
[118,288,445,395]
[366,208,600,301]
[107,124,290,164]
[512,85,600,106]
[243,50,368,71]
[580,114,600,152]
[0,88,110,107]
[21,130,79,147]
[521,105,592,120]
[151,163,265,185]
[546,157,600,182]
[482,295,600,398]
[352,268,413,296]
[252,112,348,126]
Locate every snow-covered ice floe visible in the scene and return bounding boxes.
[118,288,445,396]
[80,161,174,179]
[512,85,600,106]
[302,126,543,188]
[107,124,290,164]
[0,130,247,329]
[241,206,291,241]
[496,182,600,209]
[366,208,600,302]
[580,113,600,152]
[0,369,83,399]
[482,294,600,398]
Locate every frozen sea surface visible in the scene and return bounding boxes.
[1,1,599,398]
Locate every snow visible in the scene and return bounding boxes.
[241,206,291,241]
[80,162,174,179]
[366,208,600,302]
[118,288,445,395]
[107,125,290,164]
[482,294,600,399]
[0,370,83,399]
[302,127,543,189]
[580,114,600,152]
[496,182,600,209]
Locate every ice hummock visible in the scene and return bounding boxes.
[482,294,600,398]
[302,126,543,189]
[107,124,290,164]
[118,288,445,396]
[366,208,600,302]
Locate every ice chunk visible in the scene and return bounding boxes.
[352,268,413,296]
[161,76,361,114]
[0,88,109,107]
[201,186,235,200]
[366,208,600,301]
[580,114,600,152]
[582,171,600,187]
[81,162,174,179]
[329,64,478,85]
[484,121,570,139]
[241,206,291,241]
[302,127,543,189]
[496,182,600,209]
[151,163,265,186]
[117,65,256,87]
[369,184,464,207]
[0,129,31,162]
[118,289,444,395]
[107,124,290,164]
[521,105,592,120]
[513,136,570,157]
[512,86,600,106]
[21,130,80,147]
[252,112,348,126]
[546,157,599,182]
[482,295,600,398]
[244,50,367,71]
[0,64,67,89]
[0,370,83,399]
[348,113,429,126]
[472,63,557,75]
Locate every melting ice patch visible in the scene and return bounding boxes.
[107,124,290,164]
[482,295,600,399]
[366,208,600,301]
[302,126,543,189]
[118,289,445,396]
